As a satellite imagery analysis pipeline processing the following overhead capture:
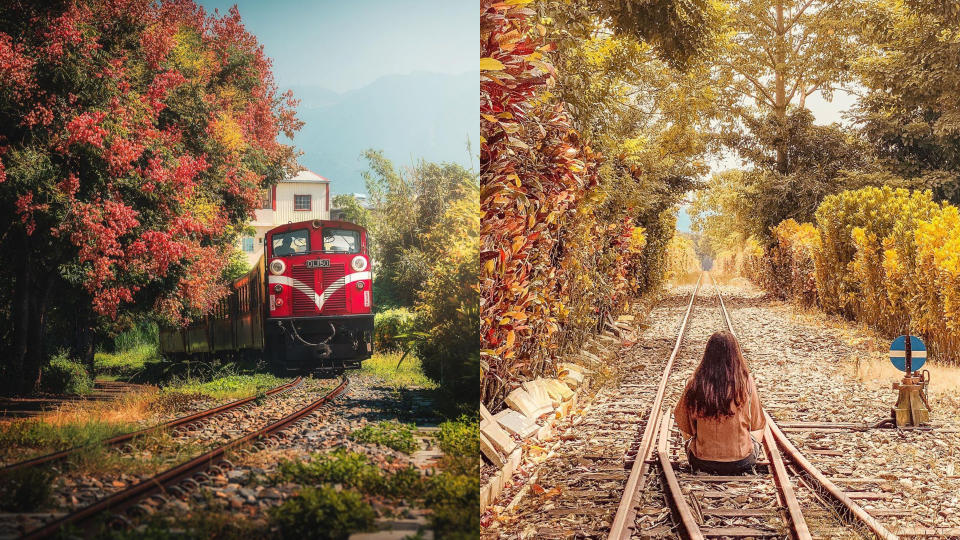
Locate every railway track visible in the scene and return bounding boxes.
[15,377,349,539]
[608,273,900,540]
[1,377,303,474]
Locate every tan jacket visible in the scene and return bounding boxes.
[674,374,765,462]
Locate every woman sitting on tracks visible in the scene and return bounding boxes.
[674,330,765,475]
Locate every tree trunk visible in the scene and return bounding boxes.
[7,251,32,395]
[774,0,789,174]
[71,306,97,375]
[5,238,54,396]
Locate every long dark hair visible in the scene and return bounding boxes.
[684,331,750,419]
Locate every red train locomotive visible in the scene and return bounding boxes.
[159,220,374,373]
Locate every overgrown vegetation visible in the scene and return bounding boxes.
[275,449,421,498]
[362,151,479,404]
[276,415,478,538]
[436,414,478,457]
[41,350,92,395]
[161,373,285,401]
[349,421,419,454]
[373,308,417,351]
[94,344,162,379]
[480,0,717,408]
[718,186,960,366]
[426,415,479,538]
[269,485,376,540]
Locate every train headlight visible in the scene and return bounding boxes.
[274,284,283,294]
[356,281,365,290]
[269,259,286,275]
[351,256,367,272]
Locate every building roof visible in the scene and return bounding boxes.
[285,168,330,183]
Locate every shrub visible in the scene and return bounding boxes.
[269,485,375,540]
[0,467,53,512]
[744,186,960,367]
[350,421,419,454]
[436,415,478,458]
[373,308,417,351]
[767,219,820,305]
[110,321,159,353]
[41,351,93,395]
[813,186,939,323]
[425,469,479,539]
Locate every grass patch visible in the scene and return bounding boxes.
[269,485,375,540]
[360,351,437,389]
[0,418,137,450]
[276,448,422,498]
[350,421,419,454]
[94,344,161,378]
[161,373,285,401]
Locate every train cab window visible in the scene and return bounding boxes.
[322,228,361,254]
[272,229,309,256]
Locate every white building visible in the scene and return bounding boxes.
[238,168,331,265]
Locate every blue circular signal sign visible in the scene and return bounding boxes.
[890,335,926,372]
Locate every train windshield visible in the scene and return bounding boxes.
[272,229,310,256]
[322,228,361,253]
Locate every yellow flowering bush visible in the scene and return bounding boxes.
[664,235,700,283]
[740,187,960,365]
[768,220,820,305]
[813,187,939,320]
[914,206,960,363]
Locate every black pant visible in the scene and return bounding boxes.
[685,436,760,475]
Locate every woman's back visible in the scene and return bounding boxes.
[674,373,764,462]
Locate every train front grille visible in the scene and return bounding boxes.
[291,265,317,316]
[321,264,347,313]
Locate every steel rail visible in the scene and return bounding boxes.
[767,412,899,540]
[608,272,703,540]
[656,413,704,540]
[714,279,811,540]
[1,377,303,475]
[714,278,897,540]
[20,377,348,540]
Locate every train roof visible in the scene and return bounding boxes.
[267,219,366,235]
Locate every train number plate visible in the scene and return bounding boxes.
[305,258,331,268]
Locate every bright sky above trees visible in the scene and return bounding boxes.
[198,0,477,92]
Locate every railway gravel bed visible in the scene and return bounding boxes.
[487,278,960,539]
[720,282,960,535]
[2,373,444,539]
[0,378,335,538]
[485,284,727,539]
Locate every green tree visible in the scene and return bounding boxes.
[853,0,960,204]
[331,194,369,227]
[719,0,854,173]
[362,150,475,308]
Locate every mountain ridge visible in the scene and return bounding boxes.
[287,71,478,195]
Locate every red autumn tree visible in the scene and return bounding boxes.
[0,0,301,394]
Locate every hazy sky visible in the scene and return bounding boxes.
[199,0,478,92]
